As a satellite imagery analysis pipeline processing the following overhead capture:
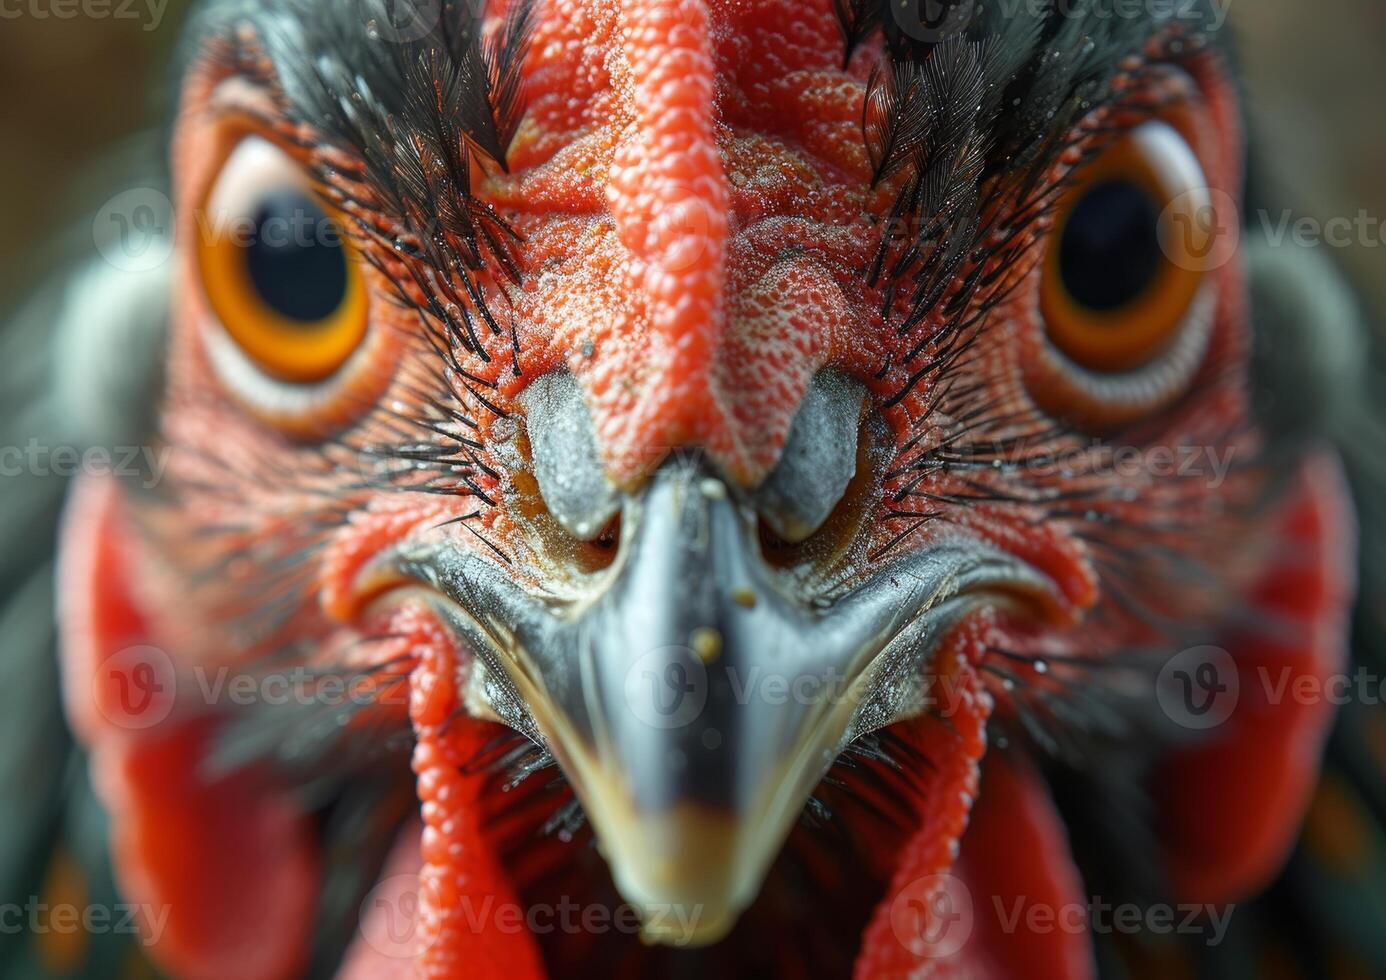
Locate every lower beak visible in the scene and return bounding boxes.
[412,459,1037,945]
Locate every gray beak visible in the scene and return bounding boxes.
[522,461,883,943]
[407,455,1044,945]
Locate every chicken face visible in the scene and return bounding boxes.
[58,1,1356,977]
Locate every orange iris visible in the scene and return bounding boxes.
[197,172,367,384]
[1041,120,1213,374]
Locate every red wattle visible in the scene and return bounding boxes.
[57,474,318,980]
[1156,454,1356,904]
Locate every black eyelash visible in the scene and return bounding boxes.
[195,0,535,373]
[208,643,415,780]
[846,4,1219,409]
[855,20,1238,575]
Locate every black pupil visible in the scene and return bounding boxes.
[245,190,347,323]
[1057,179,1162,312]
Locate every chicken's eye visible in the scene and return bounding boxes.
[1041,120,1211,374]
[197,136,367,383]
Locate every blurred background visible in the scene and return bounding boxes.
[0,0,1383,316]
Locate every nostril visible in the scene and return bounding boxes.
[757,516,800,568]
[575,513,622,571]
[593,514,620,551]
[751,371,866,546]
[755,409,890,573]
[520,371,621,542]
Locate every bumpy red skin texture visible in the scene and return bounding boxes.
[404,607,545,979]
[494,0,888,484]
[854,617,1000,978]
[54,1,1359,978]
[854,619,1091,980]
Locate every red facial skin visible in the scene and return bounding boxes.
[57,2,1355,978]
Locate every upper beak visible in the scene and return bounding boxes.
[404,458,1044,945]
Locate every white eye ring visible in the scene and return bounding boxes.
[192,134,380,429]
[1031,115,1226,428]
[203,136,311,234]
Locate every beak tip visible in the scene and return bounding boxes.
[597,803,764,948]
[637,905,739,948]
